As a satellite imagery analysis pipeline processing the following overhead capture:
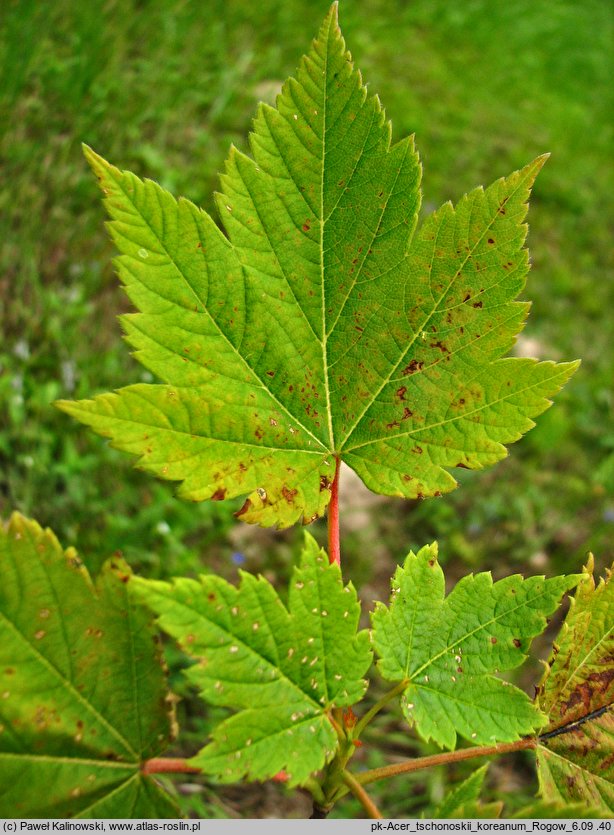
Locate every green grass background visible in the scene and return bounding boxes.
[1,0,612,818]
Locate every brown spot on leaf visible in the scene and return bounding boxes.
[473,300,483,308]
[561,668,614,717]
[236,498,252,517]
[456,462,470,469]
[487,238,495,244]
[430,340,449,353]
[513,638,521,648]
[490,636,498,644]
[396,386,407,400]
[211,487,227,501]
[281,485,298,504]
[387,420,400,429]
[320,476,332,492]
[402,359,424,376]
[412,446,423,455]
[600,752,614,771]
[402,407,413,421]
[302,220,311,232]
[266,370,275,377]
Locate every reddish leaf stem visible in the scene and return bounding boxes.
[356,737,536,787]
[142,758,290,784]
[328,456,341,566]
[141,758,201,775]
[342,770,382,819]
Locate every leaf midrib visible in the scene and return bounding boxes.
[320,13,335,451]
[65,398,325,456]
[346,362,572,455]
[0,752,135,770]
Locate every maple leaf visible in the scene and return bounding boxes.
[371,542,580,749]
[535,557,614,814]
[434,766,503,819]
[57,4,578,528]
[130,534,371,786]
[0,514,177,818]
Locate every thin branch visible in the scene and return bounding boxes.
[354,680,409,738]
[342,769,383,819]
[327,455,341,566]
[356,738,536,787]
[141,758,201,775]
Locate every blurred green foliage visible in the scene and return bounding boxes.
[1,0,612,818]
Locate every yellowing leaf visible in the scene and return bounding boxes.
[58,5,578,528]
[0,514,177,819]
[538,556,614,728]
[536,558,614,814]
[537,709,613,815]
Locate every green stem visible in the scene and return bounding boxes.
[353,679,409,738]
[303,776,327,808]
[342,770,382,819]
[327,456,341,565]
[356,737,536,787]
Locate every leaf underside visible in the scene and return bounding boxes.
[57,4,578,528]
[131,534,371,786]
[0,514,177,819]
[536,558,614,815]
[371,542,579,749]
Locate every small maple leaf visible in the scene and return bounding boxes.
[131,534,371,785]
[371,542,580,749]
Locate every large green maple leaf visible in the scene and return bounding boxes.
[371,542,580,749]
[0,514,178,818]
[58,4,578,528]
[131,534,371,786]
